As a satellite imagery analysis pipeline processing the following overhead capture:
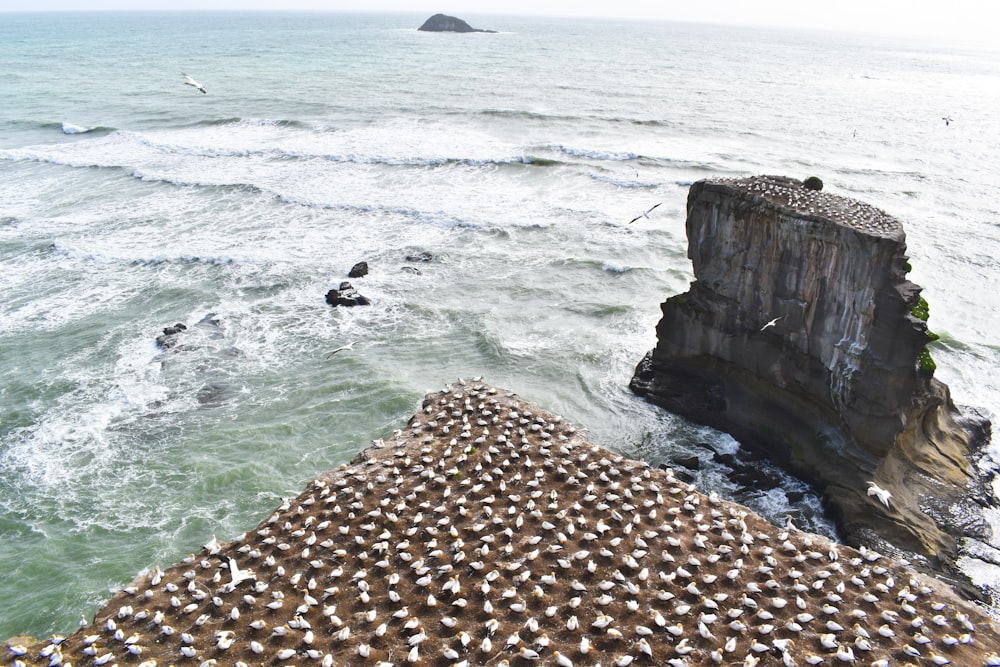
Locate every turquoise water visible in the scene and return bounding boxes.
[2,12,999,639]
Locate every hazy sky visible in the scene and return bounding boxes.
[2,0,996,46]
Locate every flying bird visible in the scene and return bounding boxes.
[629,202,661,224]
[182,72,207,94]
[326,341,357,358]
[760,316,782,331]
[942,116,953,126]
[867,481,892,508]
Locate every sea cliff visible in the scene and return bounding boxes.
[631,175,996,594]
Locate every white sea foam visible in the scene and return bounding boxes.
[60,122,89,134]
[601,261,633,273]
[558,144,639,161]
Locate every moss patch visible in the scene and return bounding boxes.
[911,296,931,321]
[911,295,940,374]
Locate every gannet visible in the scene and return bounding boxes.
[326,341,357,358]
[182,72,207,94]
[866,482,892,508]
[225,557,255,591]
[629,202,661,224]
[760,317,782,331]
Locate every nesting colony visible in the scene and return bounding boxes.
[6,381,1000,667]
[717,175,903,239]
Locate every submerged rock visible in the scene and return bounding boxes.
[631,175,996,596]
[404,251,434,263]
[417,13,496,33]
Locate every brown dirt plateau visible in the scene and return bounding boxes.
[5,381,999,667]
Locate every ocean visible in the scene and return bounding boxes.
[1,11,999,640]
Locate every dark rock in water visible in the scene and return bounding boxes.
[674,454,701,471]
[325,281,371,307]
[196,382,227,407]
[417,13,497,33]
[786,490,807,503]
[694,441,720,455]
[405,251,433,263]
[712,452,737,467]
[631,174,996,597]
[731,466,782,492]
[155,323,187,349]
[401,266,422,275]
[348,261,369,278]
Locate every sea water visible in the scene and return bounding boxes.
[2,11,999,638]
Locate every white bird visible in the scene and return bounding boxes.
[553,651,574,667]
[629,202,661,224]
[760,316,782,331]
[182,72,207,94]
[326,341,357,358]
[519,647,541,660]
[866,481,892,508]
[226,557,255,590]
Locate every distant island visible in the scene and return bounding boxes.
[417,13,497,33]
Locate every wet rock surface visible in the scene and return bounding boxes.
[325,281,370,307]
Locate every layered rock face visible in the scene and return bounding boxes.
[631,175,995,591]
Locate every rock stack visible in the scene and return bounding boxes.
[631,175,995,593]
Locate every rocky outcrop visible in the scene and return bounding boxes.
[631,175,996,594]
[155,322,187,349]
[417,13,496,33]
[325,281,370,307]
[348,261,368,278]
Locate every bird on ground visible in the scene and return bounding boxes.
[326,342,357,358]
[629,202,661,224]
[182,73,207,94]
[225,557,255,591]
[867,482,892,509]
[760,317,782,331]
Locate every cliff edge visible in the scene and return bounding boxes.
[6,380,1000,666]
[631,175,996,595]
